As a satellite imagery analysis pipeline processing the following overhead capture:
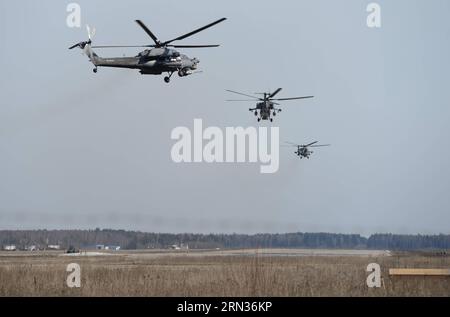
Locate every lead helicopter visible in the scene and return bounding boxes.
[284,141,330,159]
[226,88,313,122]
[69,18,227,83]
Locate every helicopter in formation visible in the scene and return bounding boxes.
[284,141,330,159]
[69,18,227,83]
[226,88,313,122]
[69,19,330,161]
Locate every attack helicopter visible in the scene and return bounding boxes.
[69,18,227,83]
[284,141,330,159]
[226,88,313,122]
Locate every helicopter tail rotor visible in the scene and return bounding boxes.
[86,25,96,42]
[69,25,100,68]
[68,40,90,50]
[69,25,96,50]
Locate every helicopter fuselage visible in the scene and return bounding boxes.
[92,48,199,77]
[253,101,277,121]
[70,18,226,83]
[257,101,273,120]
[296,147,313,159]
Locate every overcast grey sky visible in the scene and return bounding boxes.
[1,0,449,235]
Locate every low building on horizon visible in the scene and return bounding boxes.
[105,245,121,251]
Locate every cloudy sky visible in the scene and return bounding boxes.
[1,0,449,235]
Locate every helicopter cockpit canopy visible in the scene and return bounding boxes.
[166,49,180,57]
[136,49,150,57]
[136,47,169,58]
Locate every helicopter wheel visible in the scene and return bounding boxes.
[93,68,98,73]
[164,76,170,83]
[254,111,258,116]
[270,118,273,122]
[273,112,276,116]
[257,118,261,122]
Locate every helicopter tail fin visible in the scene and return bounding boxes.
[83,43,100,66]
[84,25,100,66]
[68,25,101,66]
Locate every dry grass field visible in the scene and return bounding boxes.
[0,249,448,296]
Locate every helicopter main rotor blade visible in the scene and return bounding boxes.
[135,20,160,45]
[269,88,283,99]
[91,45,150,48]
[310,144,331,148]
[170,44,220,48]
[272,96,314,101]
[163,18,227,46]
[226,99,260,102]
[305,141,319,147]
[91,44,221,49]
[226,90,262,100]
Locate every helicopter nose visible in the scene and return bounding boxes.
[192,58,200,68]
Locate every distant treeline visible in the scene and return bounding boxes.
[0,229,449,251]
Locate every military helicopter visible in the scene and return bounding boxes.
[284,141,330,159]
[226,88,313,122]
[69,18,227,83]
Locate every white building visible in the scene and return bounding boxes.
[3,245,17,251]
[170,244,189,250]
[105,246,121,251]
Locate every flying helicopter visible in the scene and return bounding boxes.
[69,18,227,83]
[226,88,313,122]
[284,141,330,159]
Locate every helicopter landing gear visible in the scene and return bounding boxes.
[254,111,258,116]
[273,111,277,116]
[257,118,261,122]
[164,72,174,83]
[270,118,273,122]
[93,67,98,73]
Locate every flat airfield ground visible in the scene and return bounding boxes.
[0,249,448,296]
